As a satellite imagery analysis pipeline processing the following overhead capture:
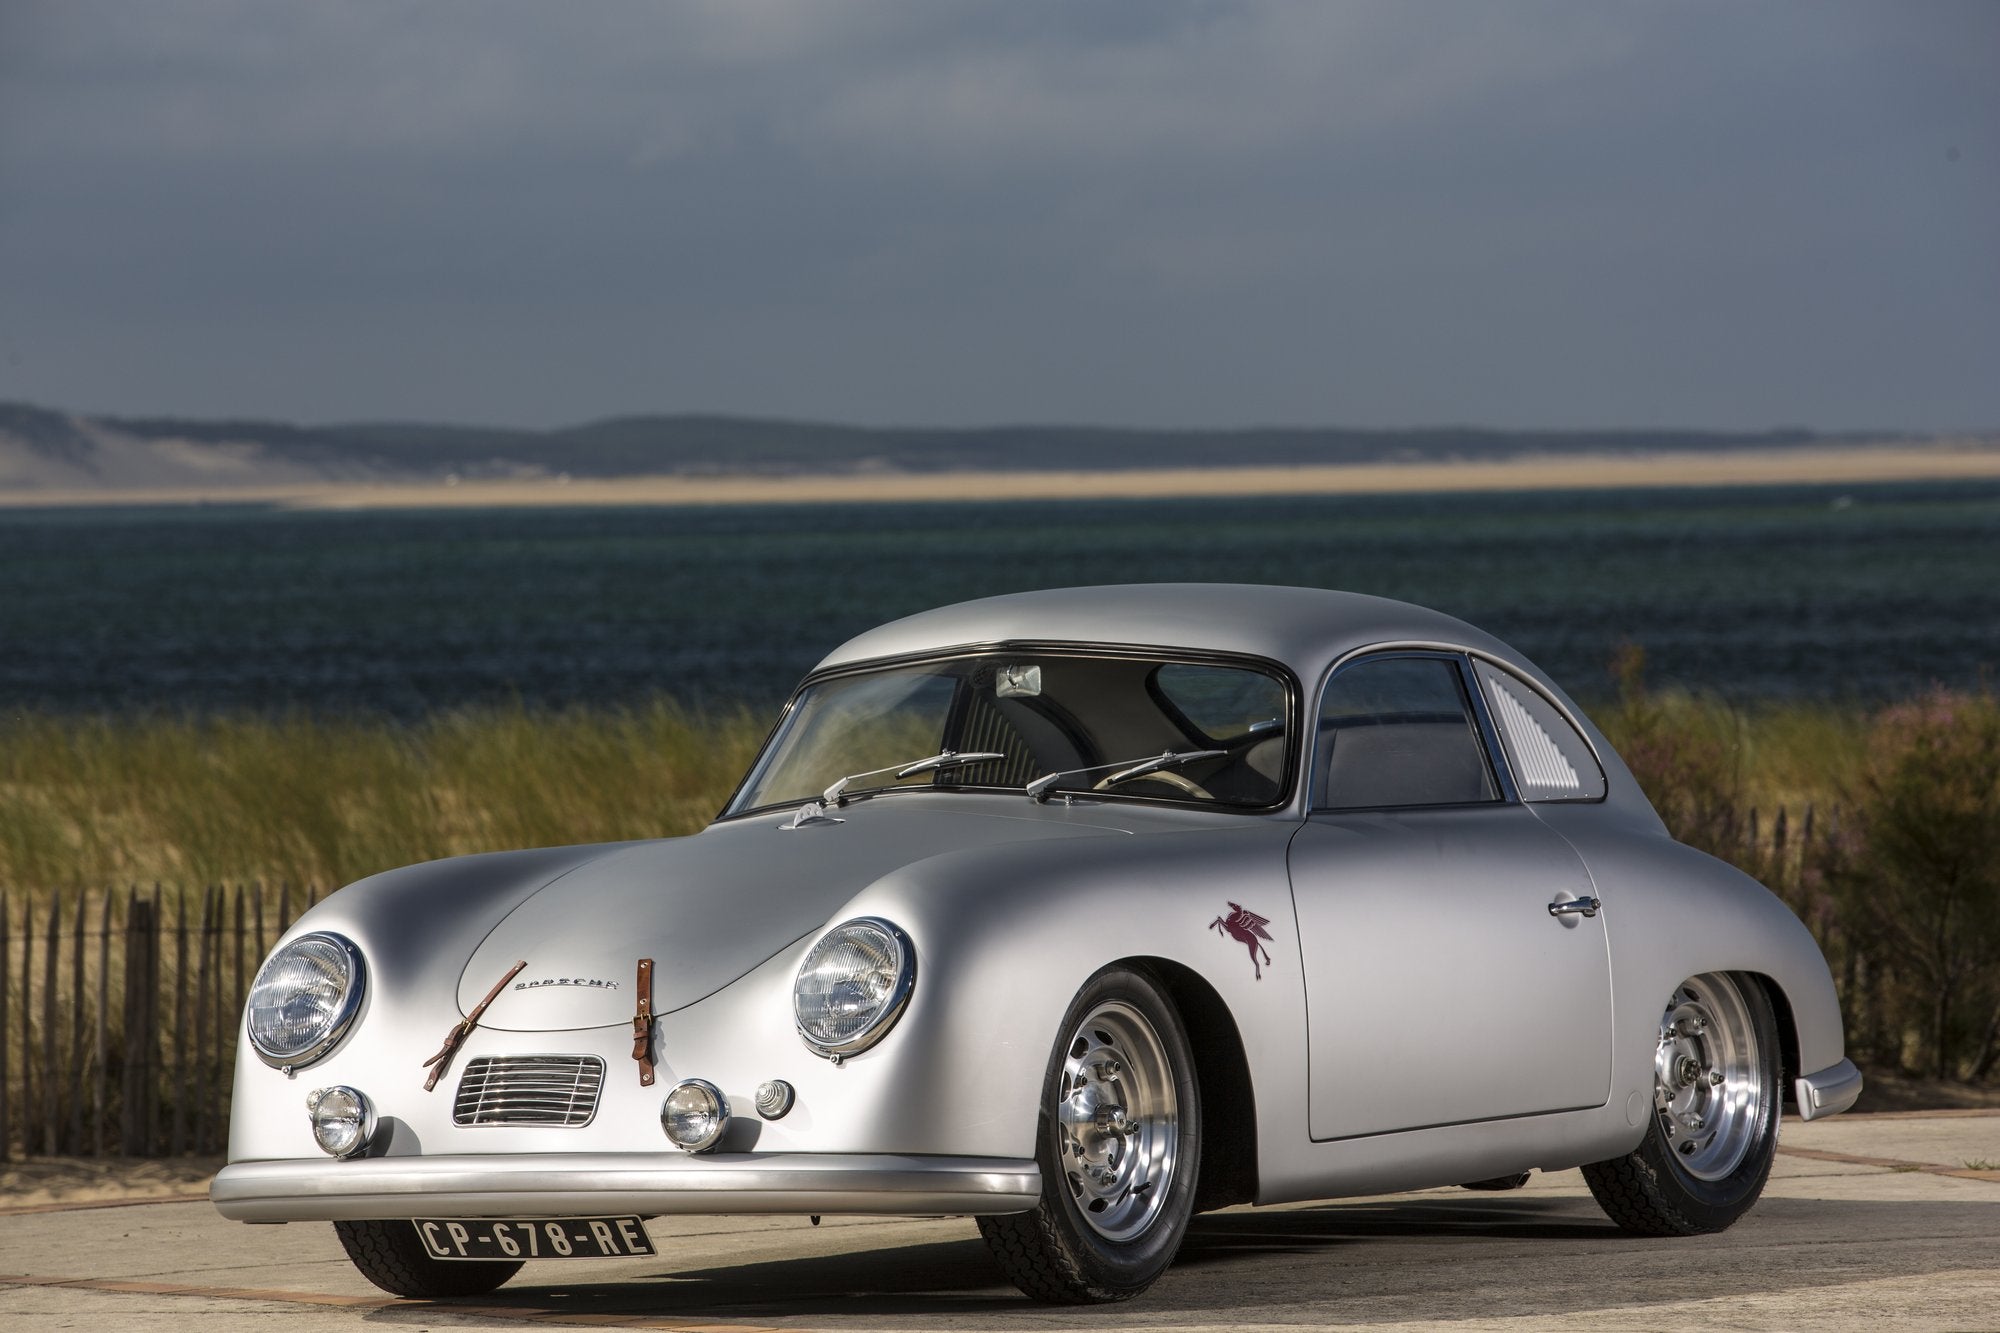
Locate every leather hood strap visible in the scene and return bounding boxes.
[632,958,657,1086]
[422,958,527,1092]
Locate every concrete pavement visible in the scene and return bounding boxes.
[4,1112,1998,1332]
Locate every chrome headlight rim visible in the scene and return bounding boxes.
[793,916,916,1059]
[246,931,366,1069]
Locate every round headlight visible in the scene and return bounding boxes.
[661,1079,730,1152]
[793,917,914,1058]
[246,932,365,1068]
[307,1085,375,1158]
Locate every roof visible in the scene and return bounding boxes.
[816,584,1522,683]
[813,583,1665,832]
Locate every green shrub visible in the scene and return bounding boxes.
[1822,689,2000,1080]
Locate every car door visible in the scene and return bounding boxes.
[1287,651,1613,1141]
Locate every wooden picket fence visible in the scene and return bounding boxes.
[0,884,320,1161]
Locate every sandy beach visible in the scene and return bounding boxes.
[3,442,1998,510]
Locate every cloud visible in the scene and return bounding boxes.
[0,3,1647,168]
[787,5,1639,173]
[0,0,1993,430]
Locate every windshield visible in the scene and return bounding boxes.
[726,651,1292,815]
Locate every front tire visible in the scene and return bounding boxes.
[977,964,1200,1303]
[333,1219,523,1298]
[1582,972,1781,1236]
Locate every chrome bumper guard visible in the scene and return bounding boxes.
[1794,1058,1864,1121]
[211,1152,1041,1223]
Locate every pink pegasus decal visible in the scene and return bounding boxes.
[1209,902,1274,980]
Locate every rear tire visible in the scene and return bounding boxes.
[977,964,1200,1303]
[1582,972,1781,1236]
[333,1219,523,1298]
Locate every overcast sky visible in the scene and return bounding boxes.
[0,1,1993,432]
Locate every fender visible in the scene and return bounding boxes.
[1538,806,1847,1128]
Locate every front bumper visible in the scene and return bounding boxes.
[211,1152,1041,1223]
[1794,1058,1864,1121]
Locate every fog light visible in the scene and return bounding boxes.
[661,1079,729,1152]
[307,1085,375,1158]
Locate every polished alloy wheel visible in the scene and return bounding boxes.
[978,965,1200,1303]
[1653,971,1766,1182]
[1056,999,1178,1242]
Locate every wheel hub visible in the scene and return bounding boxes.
[1651,975,1765,1182]
[1063,1083,1130,1172]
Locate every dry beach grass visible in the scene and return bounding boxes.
[0,691,1867,896]
[0,701,767,893]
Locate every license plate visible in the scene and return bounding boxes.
[413,1216,656,1261]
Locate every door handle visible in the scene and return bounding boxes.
[1548,896,1601,919]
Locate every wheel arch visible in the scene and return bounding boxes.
[1738,969,1802,1110]
[1127,955,1258,1212]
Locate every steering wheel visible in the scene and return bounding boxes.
[1091,769,1214,800]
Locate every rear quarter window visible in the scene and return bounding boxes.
[1472,660,1607,801]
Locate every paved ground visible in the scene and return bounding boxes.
[5,1113,1998,1332]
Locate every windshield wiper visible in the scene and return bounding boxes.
[822,750,1010,807]
[1025,749,1227,803]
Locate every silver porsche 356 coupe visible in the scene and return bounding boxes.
[214,584,1860,1304]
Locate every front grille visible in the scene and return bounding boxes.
[453,1055,604,1127]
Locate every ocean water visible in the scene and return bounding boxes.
[2,479,1997,717]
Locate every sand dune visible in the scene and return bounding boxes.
[2,442,1997,509]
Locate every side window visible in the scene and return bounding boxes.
[1472,661,1607,801]
[1315,656,1498,810]
[1152,663,1286,743]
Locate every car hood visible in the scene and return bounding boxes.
[459,798,1141,1031]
